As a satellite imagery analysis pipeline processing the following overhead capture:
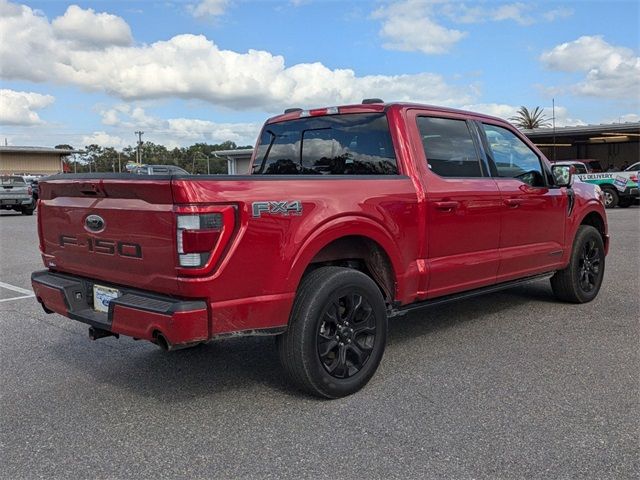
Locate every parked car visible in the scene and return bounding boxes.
[550,158,603,173]
[551,161,589,174]
[130,164,189,175]
[575,170,639,208]
[0,175,35,215]
[30,179,39,202]
[32,101,608,398]
[624,162,639,172]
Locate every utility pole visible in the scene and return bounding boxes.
[552,98,556,162]
[135,131,144,165]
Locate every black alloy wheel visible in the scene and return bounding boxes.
[551,225,605,303]
[277,266,388,398]
[317,292,377,379]
[577,238,602,294]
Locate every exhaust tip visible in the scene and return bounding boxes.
[154,332,171,351]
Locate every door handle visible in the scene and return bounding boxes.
[504,198,524,208]
[434,200,460,211]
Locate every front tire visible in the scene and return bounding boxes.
[277,267,388,398]
[551,225,605,303]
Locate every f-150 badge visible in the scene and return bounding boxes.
[252,200,303,218]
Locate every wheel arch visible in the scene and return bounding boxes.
[286,217,403,304]
[579,210,606,242]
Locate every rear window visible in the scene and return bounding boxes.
[1,176,26,185]
[252,113,398,175]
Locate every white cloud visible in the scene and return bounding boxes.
[82,131,127,148]
[0,1,477,110]
[96,104,260,147]
[603,113,640,124]
[491,3,533,25]
[52,5,133,48]
[189,0,229,19]
[463,103,585,127]
[372,0,467,55]
[0,89,54,125]
[442,2,570,25]
[543,7,573,22]
[540,35,640,99]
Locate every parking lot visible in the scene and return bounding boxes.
[1,208,638,479]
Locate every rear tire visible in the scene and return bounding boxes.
[551,225,605,303]
[21,206,35,215]
[617,197,632,208]
[277,267,388,398]
[602,187,618,208]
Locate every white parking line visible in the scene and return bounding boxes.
[0,295,34,303]
[0,281,34,296]
[0,281,35,302]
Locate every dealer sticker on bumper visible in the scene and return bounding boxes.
[93,284,121,313]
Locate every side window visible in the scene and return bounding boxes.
[417,117,483,178]
[574,164,588,174]
[482,124,545,187]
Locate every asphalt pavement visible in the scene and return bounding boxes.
[1,207,638,479]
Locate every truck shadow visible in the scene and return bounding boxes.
[50,281,558,402]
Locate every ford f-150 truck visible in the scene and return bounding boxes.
[32,101,608,398]
[1,175,35,215]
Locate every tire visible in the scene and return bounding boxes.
[617,198,632,208]
[277,266,388,398]
[551,225,605,303]
[21,205,35,216]
[602,187,618,209]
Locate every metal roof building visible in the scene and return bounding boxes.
[0,146,79,175]
[213,148,254,175]
[522,122,639,169]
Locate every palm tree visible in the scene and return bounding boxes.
[509,106,551,129]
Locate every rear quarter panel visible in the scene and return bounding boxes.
[171,176,420,333]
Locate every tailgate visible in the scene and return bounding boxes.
[38,176,179,294]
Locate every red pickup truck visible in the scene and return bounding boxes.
[32,101,608,398]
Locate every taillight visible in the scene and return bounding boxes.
[28,186,33,196]
[175,206,236,275]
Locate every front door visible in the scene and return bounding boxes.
[479,122,568,282]
[411,113,502,299]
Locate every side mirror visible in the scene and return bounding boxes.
[552,164,574,187]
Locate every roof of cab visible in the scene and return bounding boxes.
[266,101,507,125]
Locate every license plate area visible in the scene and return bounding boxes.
[93,284,121,313]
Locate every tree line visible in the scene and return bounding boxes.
[56,141,252,174]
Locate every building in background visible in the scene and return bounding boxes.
[523,122,639,169]
[214,148,253,174]
[0,146,78,175]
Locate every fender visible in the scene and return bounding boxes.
[561,200,608,268]
[284,214,407,299]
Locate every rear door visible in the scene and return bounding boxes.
[409,111,502,298]
[478,122,567,282]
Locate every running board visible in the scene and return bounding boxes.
[389,272,554,318]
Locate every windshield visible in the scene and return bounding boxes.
[1,176,26,185]
[252,113,398,175]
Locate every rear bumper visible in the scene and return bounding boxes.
[0,197,31,207]
[31,270,208,347]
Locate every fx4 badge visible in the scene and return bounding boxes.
[252,200,303,218]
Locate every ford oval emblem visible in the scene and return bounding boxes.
[85,214,105,232]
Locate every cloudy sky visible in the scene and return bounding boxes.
[0,0,638,149]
